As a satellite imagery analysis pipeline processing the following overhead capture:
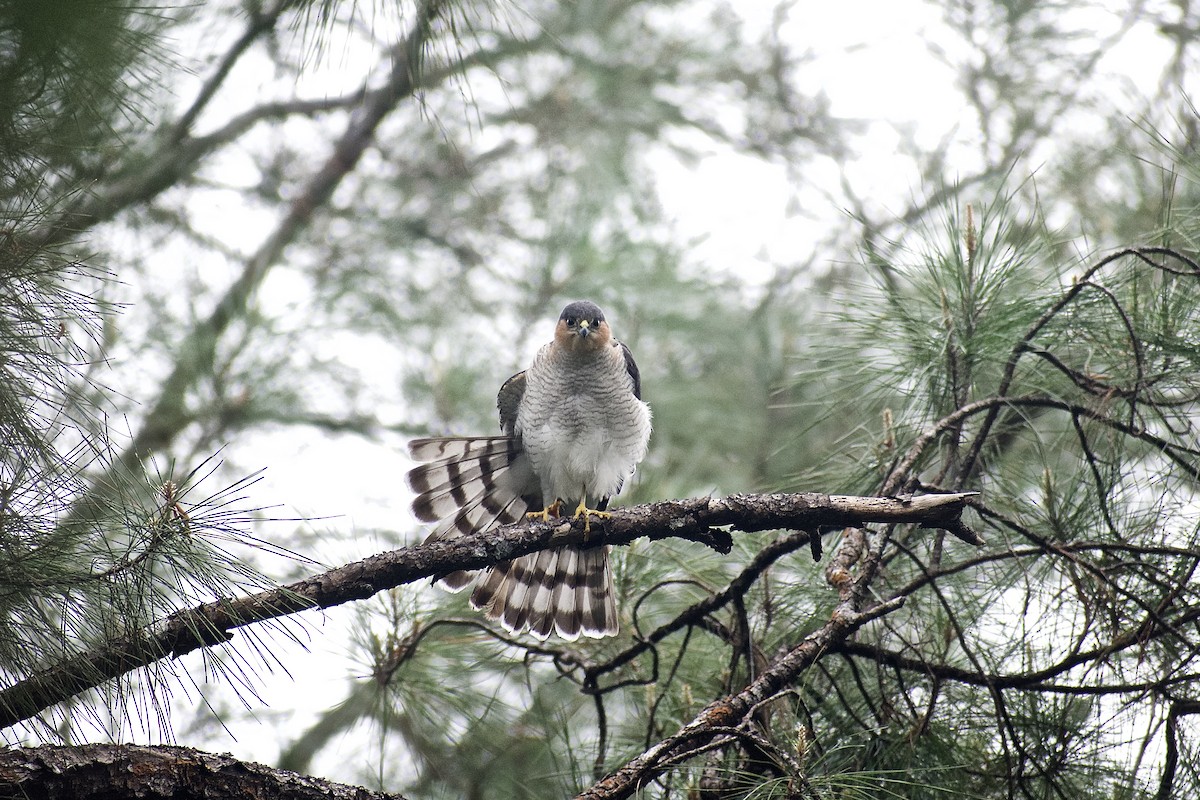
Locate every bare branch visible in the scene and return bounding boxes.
[0,490,978,730]
[576,596,905,799]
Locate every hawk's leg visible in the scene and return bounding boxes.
[526,499,563,523]
[571,498,611,536]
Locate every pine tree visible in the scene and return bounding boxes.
[3,1,1200,799]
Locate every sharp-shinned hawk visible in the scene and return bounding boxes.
[406,300,652,639]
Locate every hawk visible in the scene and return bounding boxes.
[406,300,652,639]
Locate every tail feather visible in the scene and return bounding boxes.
[431,486,529,541]
[541,548,580,640]
[471,545,617,640]
[408,434,618,638]
[499,549,557,636]
[409,458,491,522]
[408,435,538,592]
[407,435,537,539]
[421,487,530,593]
[418,464,516,534]
[576,547,618,637]
[408,436,514,464]
[407,437,520,519]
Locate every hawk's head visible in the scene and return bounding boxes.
[555,300,612,352]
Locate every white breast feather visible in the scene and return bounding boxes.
[517,342,651,506]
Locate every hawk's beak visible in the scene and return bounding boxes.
[577,320,591,337]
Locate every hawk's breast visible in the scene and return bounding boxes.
[517,343,650,504]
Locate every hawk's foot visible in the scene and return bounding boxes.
[527,499,563,523]
[571,498,612,537]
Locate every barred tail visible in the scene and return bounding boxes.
[470,545,617,640]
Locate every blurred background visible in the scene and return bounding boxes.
[4,0,1200,797]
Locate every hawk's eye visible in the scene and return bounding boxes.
[565,317,576,326]
[591,318,600,327]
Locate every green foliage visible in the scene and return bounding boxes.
[4,0,1200,799]
[0,0,170,201]
[0,0,299,742]
[772,185,1200,796]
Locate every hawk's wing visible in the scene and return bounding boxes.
[497,370,526,434]
[618,341,641,399]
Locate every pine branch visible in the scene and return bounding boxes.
[0,491,979,730]
[53,1,555,530]
[0,743,408,800]
[569,497,986,797]
[953,246,1200,486]
[31,1,549,249]
[576,595,905,799]
[33,1,294,246]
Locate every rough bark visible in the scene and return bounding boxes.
[0,743,407,800]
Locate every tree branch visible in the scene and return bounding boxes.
[0,491,978,730]
[954,246,1200,485]
[0,743,408,800]
[169,1,290,143]
[883,390,1200,499]
[1157,699,1200,800]
[34,3,549,249]
[576,596,905,799]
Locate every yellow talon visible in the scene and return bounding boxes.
[527,499,563,523]
[571,498,611,536]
